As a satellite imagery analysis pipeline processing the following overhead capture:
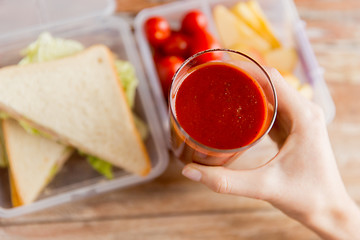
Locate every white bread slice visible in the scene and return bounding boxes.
[2,119,73,206]
[0,45,151,176]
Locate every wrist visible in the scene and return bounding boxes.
[304,194,360,240]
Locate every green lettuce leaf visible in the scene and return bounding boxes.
[0,152,7,168]
[86,156,113,179]
[18,120,52,139]
[19,32,84,65]
[0,127,7,168]
[0,112,9,120]
[115,60,139,108]
[18,120,42,136]
[46,165,59,184]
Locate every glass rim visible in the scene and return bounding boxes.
[169,48,278,154]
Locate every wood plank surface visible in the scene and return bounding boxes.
[0,210,319,240]
[0,0,359,239]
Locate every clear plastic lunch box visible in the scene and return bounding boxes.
[0,0,335,218]
[0,0,169,218]
[134,0,336,141]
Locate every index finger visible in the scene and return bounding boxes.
[265,67,311,123]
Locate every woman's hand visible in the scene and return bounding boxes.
[182,68,360,240]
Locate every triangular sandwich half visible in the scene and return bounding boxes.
[0,45,151,176]
[2,119,72,206]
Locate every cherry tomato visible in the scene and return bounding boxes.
[162,32,190,58]
[181,10,208,35]
[155,56,184,99]
[153,51,164,63]
[190,31,222,62]
[144,17,171,48]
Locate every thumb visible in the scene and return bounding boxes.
[182,163,268,199]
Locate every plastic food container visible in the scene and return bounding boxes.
[0,0,169,218]
[134,0,336,141]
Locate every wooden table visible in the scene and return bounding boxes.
[1,0,359,239]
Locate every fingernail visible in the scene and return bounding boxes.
[182,167,202,182]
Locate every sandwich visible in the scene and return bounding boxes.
[3,119,73,206]
[0,44,151,175]
[0,33,151,205]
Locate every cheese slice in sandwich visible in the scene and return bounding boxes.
[2,119,73,206]
[0,45,151,176]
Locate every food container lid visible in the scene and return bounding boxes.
[0,0,115,39]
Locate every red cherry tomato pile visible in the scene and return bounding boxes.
[144,10,222,100]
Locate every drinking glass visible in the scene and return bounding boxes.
[169,49,277,166]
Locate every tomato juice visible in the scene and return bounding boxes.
[175,62,267,149]
[170,60,272,165]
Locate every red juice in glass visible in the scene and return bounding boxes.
[169,49,277,166]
